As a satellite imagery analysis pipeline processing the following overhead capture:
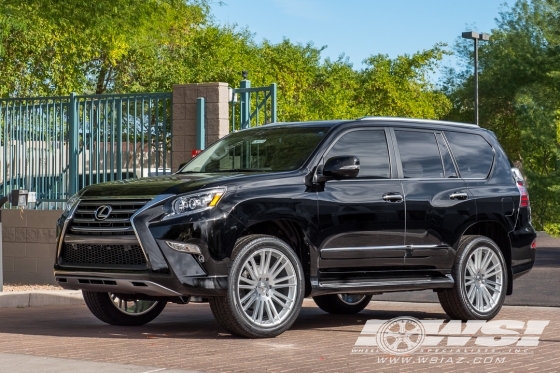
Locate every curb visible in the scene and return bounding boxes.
[0,290,84,308]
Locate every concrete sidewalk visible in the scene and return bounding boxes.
[0,290,83,308]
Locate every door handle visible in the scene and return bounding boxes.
[450,192,468,200]
[382,193,403,202]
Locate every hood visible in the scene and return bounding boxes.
[79,173,247,198]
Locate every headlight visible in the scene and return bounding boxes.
[63,194,80,215]
[167,187,226,217]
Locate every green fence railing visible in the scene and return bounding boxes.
[0,92,172,209]
[230,79,277,131]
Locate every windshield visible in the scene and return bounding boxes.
[179,126,330,173]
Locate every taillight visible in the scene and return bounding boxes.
[517,181,530,207]
[531,240,537,249]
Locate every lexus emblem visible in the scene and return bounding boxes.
[94,205,112,221]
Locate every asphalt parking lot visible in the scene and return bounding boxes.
[0,232,558,373]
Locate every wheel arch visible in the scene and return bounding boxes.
[238,219,311,297]
[461,220,513,295]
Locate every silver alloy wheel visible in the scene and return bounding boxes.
[109,293,159,316]
[463,246,504,313]
[337,294,367,305]
[236,247,298,327]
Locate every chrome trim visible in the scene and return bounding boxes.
[79,200,151,206]
[73,217,130,223]
[56,201,81,260]
[356,116,479,128]
[94,205,113,220]
[70,226,134,233]
[449,192,468,200]
[76,209,137,214]
[130,194,175,261]
[64,234,139,245]
[322,245,406,252]
[79,195,157,200]
[56,276,181,297]
[318,277,455,289]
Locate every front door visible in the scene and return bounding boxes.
[316,128,406,279]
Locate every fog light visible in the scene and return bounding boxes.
[165,241,202,255]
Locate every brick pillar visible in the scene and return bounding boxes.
[171,83,229,170]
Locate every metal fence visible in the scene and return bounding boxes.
[0,92,172,209]
[230,81,277,131]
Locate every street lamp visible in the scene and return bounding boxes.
[462,31,490,126]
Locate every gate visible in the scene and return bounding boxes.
[230,78,277,131]
[0,92,172,208]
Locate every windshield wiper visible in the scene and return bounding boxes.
[213,169,268,172]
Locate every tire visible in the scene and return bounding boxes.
[209,234,305,338]
[83,291,167,326]
[313,294,373,314]
[438,235,508,320]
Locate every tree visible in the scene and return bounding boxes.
[444,0,560,231]
[0,0,209,96]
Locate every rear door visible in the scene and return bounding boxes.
[392,128,476,273]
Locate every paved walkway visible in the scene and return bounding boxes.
[0,300,559,372]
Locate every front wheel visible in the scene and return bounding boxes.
[313,294,373,314]
[438,235,507,320]
[209,235,305,338]
[83,291,167,326]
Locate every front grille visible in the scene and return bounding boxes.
[69,200,149,235]
[61,243,147,266]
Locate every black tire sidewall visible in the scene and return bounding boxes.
[227,236,305,337]
[83,291,167,326]
[455,237,507,319]
[313,294,373,314]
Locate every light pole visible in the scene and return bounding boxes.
[462,31,490,126]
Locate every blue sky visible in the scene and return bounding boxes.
[210,0,512,81]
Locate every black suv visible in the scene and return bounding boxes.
[55,117,536,338]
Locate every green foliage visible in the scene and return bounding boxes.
[545,223,560,238]
[444,0,560,229]
[0,1,451,123]
[0,0,209,95]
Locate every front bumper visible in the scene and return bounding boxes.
[55,195,240,297]
[54,270,228,297]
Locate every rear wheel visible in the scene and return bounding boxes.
[438,235,507,320]
[83,291,167,326]
[209,235,305,338]
[313,294,373,314]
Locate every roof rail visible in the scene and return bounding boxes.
[355,116,479,127]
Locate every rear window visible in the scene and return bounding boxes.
[444,131,494,179]
[395,130,444,178]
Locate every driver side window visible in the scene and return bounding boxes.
[325,130,390,179]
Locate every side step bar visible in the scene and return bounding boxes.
[310,275,454,296]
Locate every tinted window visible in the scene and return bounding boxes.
[180,127,329,173]
[436,133,458,178]
[325,130,390,179]
[395,130,443,178]
[445,131,494,179]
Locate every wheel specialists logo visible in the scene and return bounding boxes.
[352,316,549,362]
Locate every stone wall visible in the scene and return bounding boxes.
[171,82,230,170]
[1,209,60,285]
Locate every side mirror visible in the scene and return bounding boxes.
[322,156,360,180]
